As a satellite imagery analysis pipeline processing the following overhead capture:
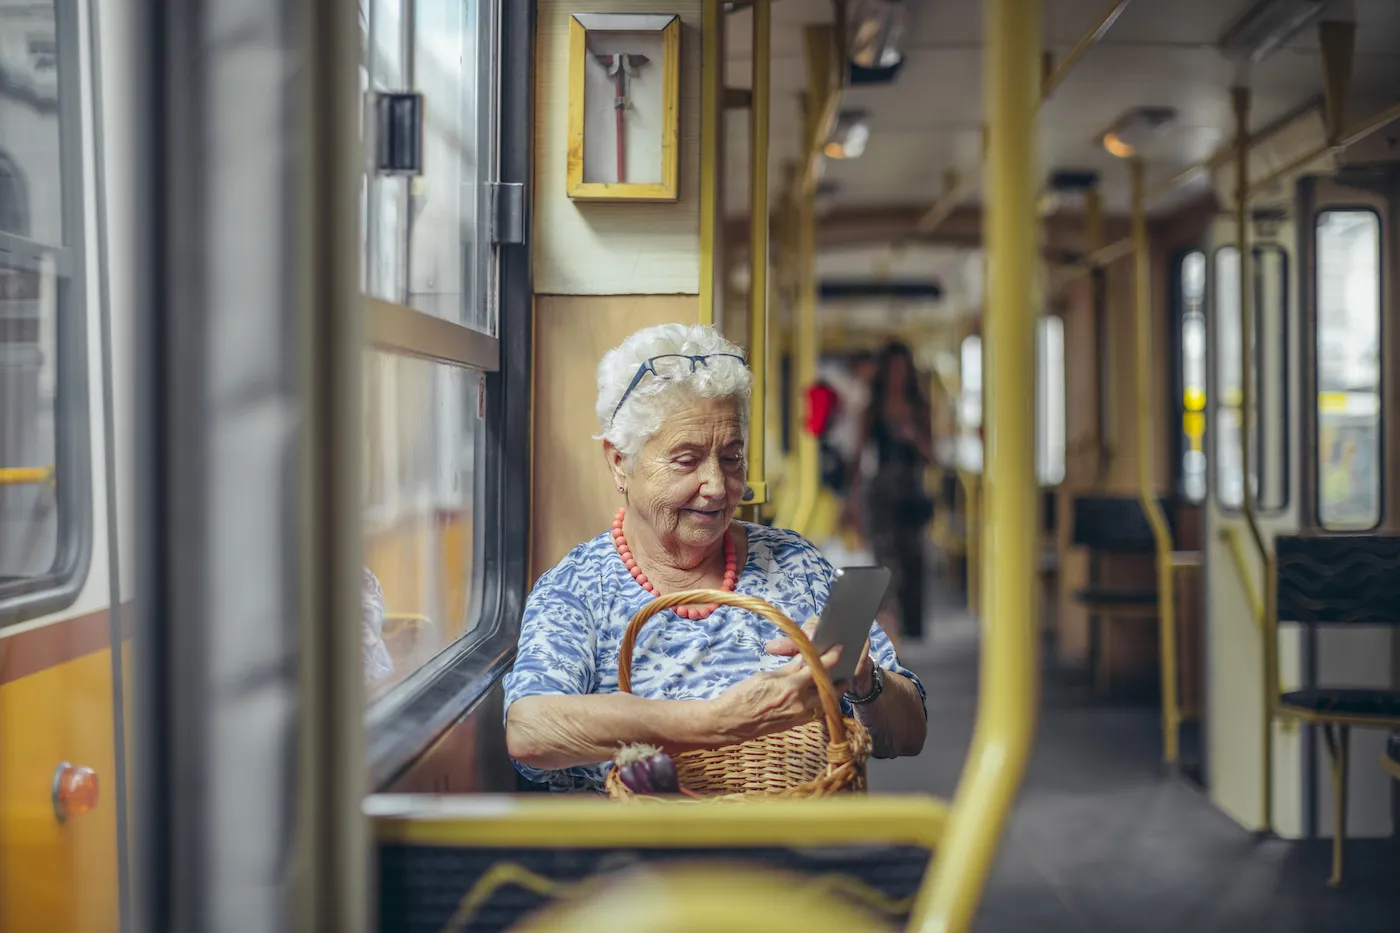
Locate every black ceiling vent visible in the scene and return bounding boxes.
[819,279,944,301]
[1047,169,1100,192]
[848,57,904,85]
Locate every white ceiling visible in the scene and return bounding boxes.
[723,0,1400,221]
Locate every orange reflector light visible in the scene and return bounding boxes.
[52,762,99,821]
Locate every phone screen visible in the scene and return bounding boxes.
[811,566,891,684]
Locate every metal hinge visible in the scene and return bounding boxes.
[488,182,525,245]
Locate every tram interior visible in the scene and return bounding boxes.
[2,0,1400,930]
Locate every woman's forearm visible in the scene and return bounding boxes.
[855,670,927,758]
[506,693,732,771]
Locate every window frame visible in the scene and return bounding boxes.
[1207,241,1290,517]
[0,0,94,624]
[1311,206,1384,534]
[362,0,530,788]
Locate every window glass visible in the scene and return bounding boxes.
[1215,246,1246,510]
[362,353,483,697]
[409,0,492,333]
[956,334,981,473]
[1213,244,1287,512]
[1035,316,1065,486]
[1179,251,1207,502]
[365,0,408,303]
[1315,210,1381,530]
[1255,246,1288,511]
[1,0,86,611]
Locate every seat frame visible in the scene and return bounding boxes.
[1268,537,1400,887]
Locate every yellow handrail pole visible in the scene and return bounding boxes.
[1040,0,1132,99]
[1233,86,1265,561]
[697,0,721,327]
[789,24,833,536]
[790,178,819,535]
[1129,157,1181,766]
[915,0,1040,929]
[745,0,771,508]
[1232,83,1273,833]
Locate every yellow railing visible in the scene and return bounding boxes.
[914,1,1041,928]
[745,0,771,508]
[1128,158,1183,766]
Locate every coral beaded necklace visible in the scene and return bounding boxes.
[611,507,737,620]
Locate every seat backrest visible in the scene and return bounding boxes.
[1070,495,1174,553]
[1274,535,1400,626]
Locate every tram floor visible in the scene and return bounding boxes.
[871,585,1400,933]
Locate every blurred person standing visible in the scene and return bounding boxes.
[847,342,934,643]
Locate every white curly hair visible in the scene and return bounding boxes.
[595,323,753,461]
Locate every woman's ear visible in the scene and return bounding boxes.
[602,440,628,492]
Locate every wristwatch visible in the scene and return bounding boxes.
[845,665,885,705]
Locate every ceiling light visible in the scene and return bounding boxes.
[1219,0,1330,65]
[1099,107,1177,158]
[825,110,871,159]
[849,0,907,70]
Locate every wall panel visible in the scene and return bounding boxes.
[531,294,699,580]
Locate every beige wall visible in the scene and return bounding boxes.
[530,2,709,580]
[531,294,701,580]
[534,0,703,295]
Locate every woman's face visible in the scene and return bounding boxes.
[622,395,746,551]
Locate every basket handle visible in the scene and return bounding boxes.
[617,589,848,746]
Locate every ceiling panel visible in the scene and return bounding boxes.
[724,0,1400,220]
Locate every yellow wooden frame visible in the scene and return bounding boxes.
[567,14,680,202]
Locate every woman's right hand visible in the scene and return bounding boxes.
[706,628,841,743]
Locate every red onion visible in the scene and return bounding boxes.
[616,743,680,795]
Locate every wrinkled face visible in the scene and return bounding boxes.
[618,395,746,551]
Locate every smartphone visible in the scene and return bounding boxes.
[810,566,891,685]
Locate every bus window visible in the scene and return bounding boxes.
[1036,316,1065,487]
[0,0,91,619]
[1315,210,1381,531]
[1178,251,1206,502]
[362,355,484,696]
[1212,244,1287,512]
[957,334,982,474]
[359,0,501,698]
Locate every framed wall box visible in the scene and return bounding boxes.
[567,13,681,202]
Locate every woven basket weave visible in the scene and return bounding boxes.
[604,589,871,801]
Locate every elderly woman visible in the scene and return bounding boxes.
[504,324,927,791]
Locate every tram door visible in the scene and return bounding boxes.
[1202,209,1302,835]
[1293,171,1396,844]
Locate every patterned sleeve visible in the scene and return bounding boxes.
[501,550,600,788]
[789,531,927,716]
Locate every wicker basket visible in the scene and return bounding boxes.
[604,590,871,801]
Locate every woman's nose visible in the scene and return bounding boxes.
[697,457,724,496]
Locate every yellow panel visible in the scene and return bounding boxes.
[372,794,948,848]
[0,649,119,932]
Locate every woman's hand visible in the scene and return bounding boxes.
[764,620,874,696]
[706,630,842,743]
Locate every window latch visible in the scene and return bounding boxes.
[374,92,424,176]
[488,182,525,246]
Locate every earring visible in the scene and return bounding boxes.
[618,485,626,494]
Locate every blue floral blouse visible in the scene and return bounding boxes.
[503,522,925,791]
